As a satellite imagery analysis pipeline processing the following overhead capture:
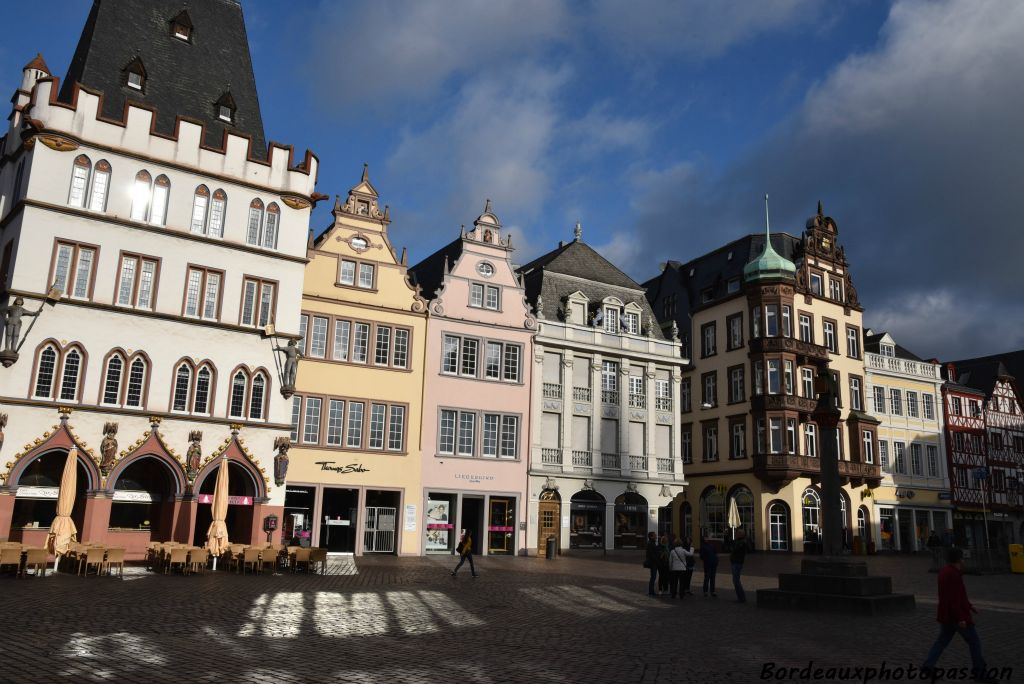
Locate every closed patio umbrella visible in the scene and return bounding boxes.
[727,496,741,539]
[205,457,230,570]
[46,447,79,572]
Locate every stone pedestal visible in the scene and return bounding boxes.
[757,558,915,615]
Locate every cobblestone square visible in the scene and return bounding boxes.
[2,554,1021,683]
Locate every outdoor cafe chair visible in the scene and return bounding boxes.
[309,548,328,575]
[165,547,189,575]
[78,547,106,577]
[241,548,262,575]
[21,548,48,578]
[188,548,209,575]
[258,549,277,574]
[291,547,311,573]
[102,548,125,578]
[0,547,23,576]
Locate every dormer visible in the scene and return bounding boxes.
[595,296,624,334]
[215,91,236,124]
[565,290,589,325]
[622,301,643,335]
[470,199,506,246]
[170,10,193,42]
[122,57,147,93]
[334,164,388,224]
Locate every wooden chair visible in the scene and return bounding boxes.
[258,550,277,574]
[291,547,311,573]
[241,548,262,575]
[309,548,328,575]
[103,548,126,578]
[21,548,49,578]
[0,547,23,576]
[78,547,105,576]
[188,548,209,575]
[165,547,189,575]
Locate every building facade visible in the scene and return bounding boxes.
[284,169,427,555]
[645,204,881,552]
[0,2,317,557]
[863,331,950,552]
[410,203,534,556]
[518,225,687,554]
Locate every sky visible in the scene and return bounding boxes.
[2,0,1021,362]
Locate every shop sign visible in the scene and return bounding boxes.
[455,473,495,484]
[197,494,253,505]
[404,504,417,532]
[113,490,160,503]
[315,462,370,474]
[16,486,59,499]
[938,492,952,500]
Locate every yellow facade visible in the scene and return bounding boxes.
[286,170,427,555]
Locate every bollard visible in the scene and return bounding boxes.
[546,536,557,559]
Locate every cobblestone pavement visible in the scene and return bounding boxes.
[2,553,1021,683]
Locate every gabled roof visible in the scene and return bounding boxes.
[517,238,642,291]
[945,351,1023,397]
[59,0,268,158]
[863,331,923,362]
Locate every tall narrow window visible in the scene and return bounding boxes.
[439,410,457,454]
[482,414,500,457]
[193,366,211,414]
[393,329,410,369]
[358,263,375,289]
[461,338,478,376]
[71,247,96,299]
[258,282,274,327]
[802,367,814,398]
[58,348,82,401]
[125,357,146,408]
[185,269,202,317]
[117,257,137,306]
[500,415,518,457]
[442,335,459,374]
[503,344,521,382]
[137,259,156,309]
[184,268,221,320]
[208,190,227,238]
[202,272,220,320]
[246,199,264,246]
[191,186,210,234]
[485,285,500,310]
[352,323,370,363]
[172,364,191,412]
[103,354,124,405]
[263,203,280,249]
[388,406,405,451]
[458,412,476,455]
[326,399,345,446]
[303,397,322,444]
[290,396,302,442]
[485,342,502,379]
[150,175,169,226]
[782,305,792,338]
[85,160,111,212]
[470,283,484,308]
[339,260,356,286]
[68,155,91,208]
[230,371,247,418]
[333,320,350,361]
[374,326,391,366]
[346,402,364,448]
[805,423,817,457]
[863,431,874,464]
[34,346,58,398]
[309,316,328,358]
[369,403,386,449]
[249,373,266,420]
[241,280,257,327]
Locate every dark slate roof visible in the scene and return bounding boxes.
[59,0,267,158]
[863,331,923,361]
[517,240,665,340]
[407,237,464,301]
[944,350,1024,396]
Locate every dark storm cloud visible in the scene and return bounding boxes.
[625,0,1024,360]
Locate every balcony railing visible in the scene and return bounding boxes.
[571,450,593,467]
[628,393,647,409]
[865,352,941,379]
[655,397,672,411]
[752,452,882,487]
[601,390,619,405]
[656,457,674,474]
[573,386,592,402]
[749,336,830,362]
[601,452,621,470]
[629,455,649,472]
[750,393,819,414]
[540,448,561,465]
[543,383,563,399]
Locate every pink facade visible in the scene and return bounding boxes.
[413,204,535,556]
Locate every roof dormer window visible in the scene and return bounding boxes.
[127,72,143,90]
[218,105,233,122]
[123,57,147,92]
[215,91,236,124]
[170,10,193,42]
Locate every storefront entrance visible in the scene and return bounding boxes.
[570,490,605,549]
[320,487,358,553]
[537,490,561,553]
[363,490,400,554]
[10,450,89,543]
[487,496,516,555]
[614,491,648,549]
[460,496,484,548]
[283,486,316,546]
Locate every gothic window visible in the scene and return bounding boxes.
[33,344,59,399]
[102,353,124,405]
[68,155,91,208]
[58,346,84,401]
[190,186,210,234]
[229,370,248,418]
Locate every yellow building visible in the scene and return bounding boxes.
[284,167,427,555]
[645,203,881,552]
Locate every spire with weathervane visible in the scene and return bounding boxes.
[743,193,796,283]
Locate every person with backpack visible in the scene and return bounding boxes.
[643,531,659,596]
[700,537,718,598]
[451,529,478,577]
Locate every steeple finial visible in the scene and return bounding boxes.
[764,193,771,240]
[484,198,492,214]
[817,199,823,217]
[574,221,582,242]
[361,163,369,183]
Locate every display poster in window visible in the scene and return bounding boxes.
[425,498,452,550]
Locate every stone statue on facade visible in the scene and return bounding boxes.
[276,339,302,393]
[99,422,118,476]
[2,297,39,353]
[0,413,7,454]
[273,436,290,486]
[186,430,203,481]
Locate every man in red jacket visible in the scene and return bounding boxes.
[920,547,996,683]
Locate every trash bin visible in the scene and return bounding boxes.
[545,536,557,559]
[1010,544,1024,574]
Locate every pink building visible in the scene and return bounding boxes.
[410,202,535,556]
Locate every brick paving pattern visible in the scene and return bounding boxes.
[2,554,1021,683]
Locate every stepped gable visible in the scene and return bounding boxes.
[59,0,268,158]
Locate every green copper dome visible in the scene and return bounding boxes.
[743,234,796,283]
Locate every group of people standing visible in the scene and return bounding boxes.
[644,530,748,602]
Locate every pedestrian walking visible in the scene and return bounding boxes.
[451,529,478,578]
[644,531,659,596]
[679,537,696,596]
[920,548,997,683]
[730,529,748,603]
[700,537,718,597]
[668,536,687,598]
[657,534,671,595]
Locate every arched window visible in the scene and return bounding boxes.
[857,506,868,542]
[263,203,280,249]
[209,189,227,238]
[249,373,266,420]
[802,488,821,550]
[151,175,170,226]
[700,487,726,540]
[34,345,59,398]
[229,370,248,418]
[246,198,264,246]
[172,364,192,412]
[768,502,789,551]
[125,357,147,408]
[190,185,210,234]
[89,160,111,212]
[102,353,124,405]
[68,155,91,208]
[194,365,212,414]
[131,170,152,222]
[58,347,83,401]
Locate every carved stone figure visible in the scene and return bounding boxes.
[273,436,290,486]
[186,430,203,480]
[2,297,39,353]
[535,294,544,319]
[0,413,7,454]
[99,422,118,475]
[669,321,680,342]
[276,339,302,389]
